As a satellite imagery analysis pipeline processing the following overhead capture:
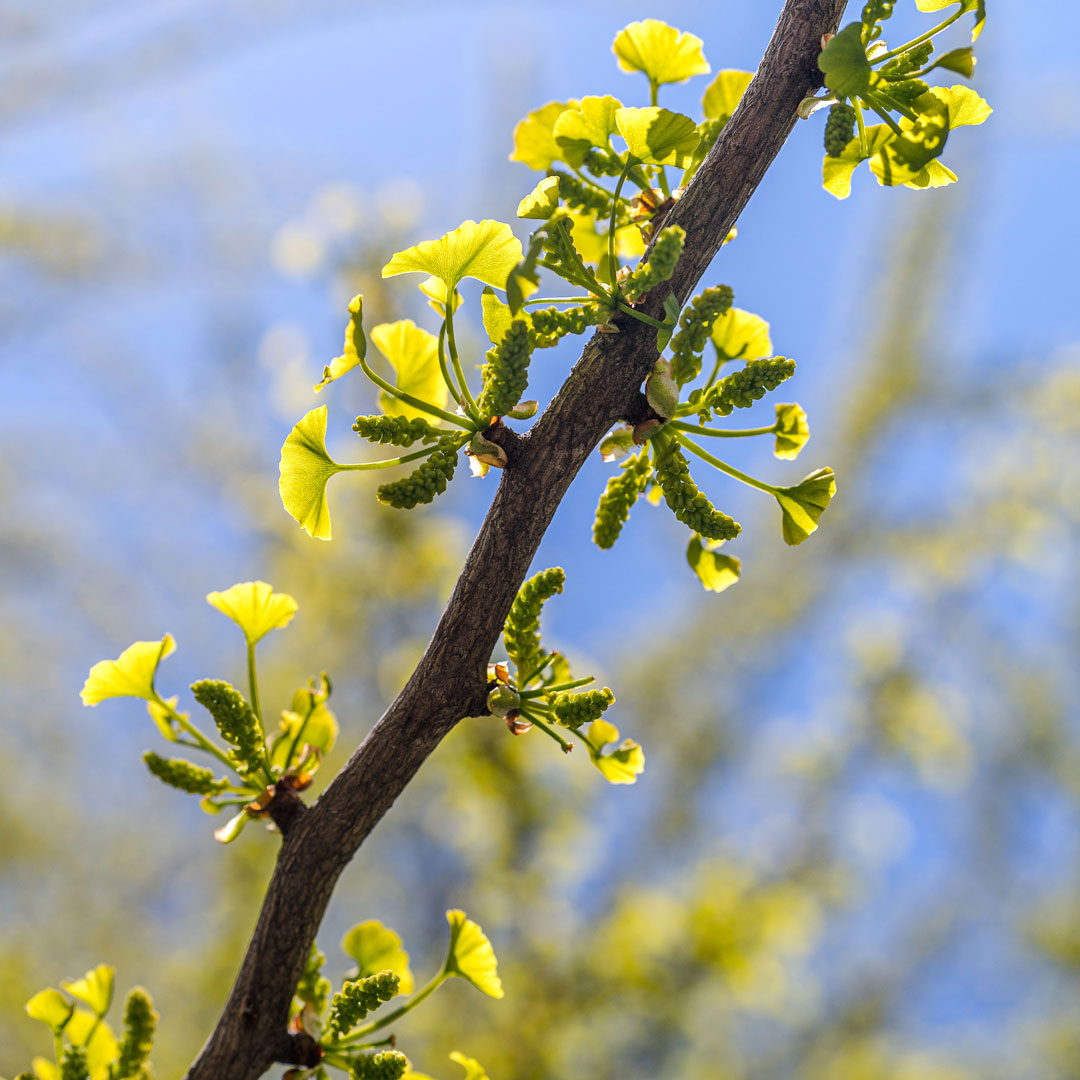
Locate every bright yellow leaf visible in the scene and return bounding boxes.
[509,100,577,170]
[371,320,446,421]
[206,581,298,645]
[81,635,175,707]
[613,19,710,87]
[443,910,504,999]
[278,405,343,541]
[383,220,522,292]
[314,294,365,392]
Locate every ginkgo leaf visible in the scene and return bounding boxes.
[929,84,992,129]
[612,19,710,87]
[383,220,523,292]
[586,717,645,784]
[509,100,577,170]
[25,989,74,1034]
[872,93,950,185]
[568,211,643,267]
[418,275,461,316]
[314,294,365,392]
[442,910,504,999]
[148,696,183,741]
[702,69,753,122]
[553,95,623,167]
[343,921,415,995]
[915,0,984,39]
[81,635,175,707]
[616,107,699,167]
[64,1010,119,1075]
[213,809,250,844]
[822,123,894,199]
[517,176,561,220]
[710,307,773,362]
[774,403,810,460]
[775,466,836,545]
[205,581,298,645]
[818,23,872,99]
[481,286,517,346]
[449,1053,490,1080]
[371,320,446,421]
[686,537,741,593]
[902,159,959,190]
[60,965,114,1017]
[279,406,344,541]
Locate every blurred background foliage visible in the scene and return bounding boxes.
[1,2,1078,1079]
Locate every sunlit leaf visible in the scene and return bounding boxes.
[60,965,114,1018]
[481,287,516,346]
[383,220,523,292]
[81,635,175,707]
[818,23,872,99]
[902,159,958,190]
[586,717,645,784]
[774,402,810,460]
[278,405,344,541]
[342,921,415,995]
[710,307,773,362]
[616,107,699,167]
[509,100,577,170]
[147,696,183,741]
[418,276,461,316]
[314,294,365,392]
[33,1057,60,1080]
[612,19,710,87]
[516,175,561,220]
[206,581,298,645]
[64,1009,118,1072]
[872,93,950,185]
[822,123,893,199]
[702,69,752,121]
[686,536,741,593]
[553,96,623,167]
[449,1053,490,1080]
[927,46,976,77]
[25,989,73,1034]
[370,320,447,421]
[213,809,250,844]
[915,0,984,39]
[443,910,504,999]
[775,466,836,545]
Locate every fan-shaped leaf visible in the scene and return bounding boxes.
[553,96,623,167]
[702,69,752,122]
[81,635,175,707]
[509,100,577,170]
[205,581,298,645]
[342,921,415,996]
[616,107,699,167]
[315,294,365,392]
[383,220,522,292]
[687,537,741,593]
[278,405,344,541]
[371,320,446,421]
[443,910,504,999]
[612,19,710,86]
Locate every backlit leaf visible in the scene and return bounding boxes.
[206,581,298,645]
[612,19,710,87]
[710,307,773,362]
[81,635,175,707]
[278,405,344,541]
[25,989,73,1034]
[587,718,645,784]
[774,402,810,460]
[383,220,522,291]
[553,96,623,167]
[314,294,365,392]
[509,101,577,171]
[702,69,752,121]
[60,965,114,1017]
[686,537,741,593]
[449,1053,490,1080]
[775,466,836,545]
[443,910,504,999]
[371,320,446,421]
[822,123,893,199]
[342,921,415,995]
[616,107,699,167]
[516,176,561,220]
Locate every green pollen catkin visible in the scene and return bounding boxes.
[296,943,331,1014]
[111,988,157,1080]
[880,40,933,77]
[553,687,615,729]
[353,415,441,447]
[553,171,611,216]
[60,1047,89,1080]
[529,304,603,348]
[593,452,652,550]
[696,357,795,420]
[191,680,264,778]
[582,149,625,177]
[504,567,565,680]
[478,320,533,419]
[376,437,460,510]
[621,225,685,302]
[824,103,857,156]
[142,751,225,796]
[351,1050,410,1080]
[884,78,931,107]
[654,442,741,541]
[540,216,582,277]
[327,971,399,1037]
[670,285,734,384]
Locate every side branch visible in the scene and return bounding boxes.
[185,3,847,1077]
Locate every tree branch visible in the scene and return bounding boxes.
[184,3,847,1076]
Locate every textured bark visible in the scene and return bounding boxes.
[185,2,847,1076]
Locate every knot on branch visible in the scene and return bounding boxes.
[265,776,310,836]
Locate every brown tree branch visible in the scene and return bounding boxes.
[184,3,847,1076]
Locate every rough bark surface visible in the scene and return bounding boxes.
[185,2,847,1076]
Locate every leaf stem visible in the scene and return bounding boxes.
[341,971,447,1042]
[519,707,574,753]
[437,321,463,407]
[854,98,868,157]
[445,299,482,424]
[677,433,779,495]
[522,296,593,306]
[358,355,473,429]
[153,694,237,773]
[872,8,965,65]
[649,80,672,198]
[617,302,666,329]
[670,421,777,439]
[245,643,276,784]
[607,159,634,291]
[338,441,448,472]
[520,676,595,698]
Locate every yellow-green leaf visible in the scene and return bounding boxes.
[710,307,773,362]
[586,718,645,785]
[342,921,415,995]
[278,405,344,541]
[25,989,73,1034]
[449,1053,490,1080]
[418,275,461,316]
[33,1059,60,1080]
[64,1009,118,1071]
[615,107,699,167]
[822,123,894,199]
[314,294,365,392]
[902,159,959,190]
[205,581,298,645]
[686,537,741,594]
[930,84,992,129]
[60,965,114,1018]
[612,19,710,87]
[370,320,446,421]
[517,176,561,220]
[213,808,250,844]
[81,635,175,707]
[481,286,516,346]
[383,220,522,292]
[775,466,836,545]
[702,69,753,121]
[147,696,183,741]
[553,95,623,167]
[774,403,810,460]
[443,910,504,999]
[509,100,577,171]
